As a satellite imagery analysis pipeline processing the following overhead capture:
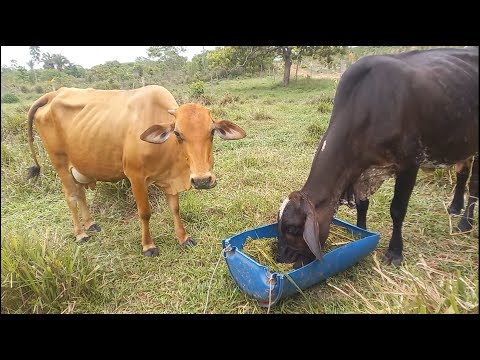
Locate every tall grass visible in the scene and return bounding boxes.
[1,231,104,313]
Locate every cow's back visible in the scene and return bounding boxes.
[403,48,478,162]
[332,47,478,165]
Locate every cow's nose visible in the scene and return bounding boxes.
[191,176,215,189]
[275,250,287,263]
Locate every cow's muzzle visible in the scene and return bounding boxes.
[191,176,217,189]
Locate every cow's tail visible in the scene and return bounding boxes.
[27,93,52,181]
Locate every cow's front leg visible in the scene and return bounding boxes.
[130,177,158,257]
[165,193,196,247]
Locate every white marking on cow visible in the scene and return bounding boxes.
[278,197,290,219]
[321,139,327,152]
[70,166,93,184]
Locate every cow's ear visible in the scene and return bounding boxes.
[140,123,174,144]
[167,109,177,117]
[213,120,246,140]
[303,212,323,261]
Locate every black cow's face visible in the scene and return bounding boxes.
[276,191,323,269]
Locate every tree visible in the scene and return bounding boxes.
[65,64,86,78]
[27,60,35,71]
[207,47,271,79]
[275,46,346,86]
[42,53,55,69]
[30,46,41,63]
[279,46,293,86]
[188,50,212,81]
[29,46,41,83]
[52,54,70,71]
[133,63,145,87]
[211,46,346,87]
[147,46,187,71]
[147,46,186,61]
[146,46,188,83]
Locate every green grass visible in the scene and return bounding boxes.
[1,76,478,313]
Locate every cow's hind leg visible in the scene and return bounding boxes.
[76,183,101,233]
[456,156,478,233]
[129,177,158,257]
[384,165,419,266]
[165,193,196,247]
[448,160,471,215]
[55,167,90,242]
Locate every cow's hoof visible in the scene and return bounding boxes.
[447,205,462,216]
[383,249,403,267]
[87,223,101,232]
[181,238,197,247]
[454,219,473,233]
[78,235,90,243]
[143,247,159,257]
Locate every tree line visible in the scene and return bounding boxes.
[2,46,461,97]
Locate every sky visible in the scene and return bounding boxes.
[1,46,218,69]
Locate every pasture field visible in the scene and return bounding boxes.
[1,76,478,313]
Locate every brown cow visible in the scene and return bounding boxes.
[27,85,246,256]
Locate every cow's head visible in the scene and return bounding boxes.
[140,103,246,189]
[276,191,329,269]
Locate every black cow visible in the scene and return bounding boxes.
[276,47,478,269]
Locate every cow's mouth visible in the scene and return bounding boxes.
[192,179,217,189]
[276,248,316,269]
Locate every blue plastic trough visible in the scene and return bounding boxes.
[222,218,380,307]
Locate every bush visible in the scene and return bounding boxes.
[1,143,13,165]
[190,80,205,99]
[317,99,333,114]
[1,106,28,137]
[209,105,228,118]
[94,80,120,90]
[35,85,45,94]
[197,94,215,106]
[253,109,273,121]
[304,123,327,146]
[1,93,19,104]
[219,92,240,106]
[20,86,31,94]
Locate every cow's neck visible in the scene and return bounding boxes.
[300,130,366,219]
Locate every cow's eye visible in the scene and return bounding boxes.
[287,225,302,235]
[174,130,183,141]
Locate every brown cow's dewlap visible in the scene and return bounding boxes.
[242,224,360,272]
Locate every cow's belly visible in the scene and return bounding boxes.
[66,145,126,182]
[418,138,478,167]
[63,125,127,182]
